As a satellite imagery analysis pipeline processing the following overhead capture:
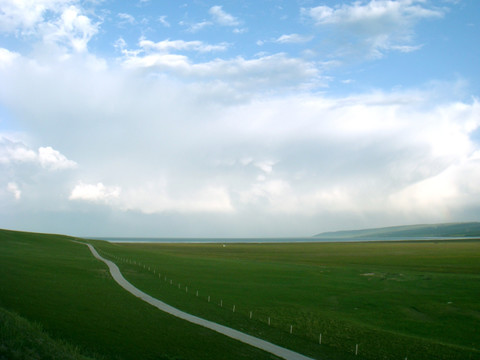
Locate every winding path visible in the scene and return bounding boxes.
[82,242,315,360]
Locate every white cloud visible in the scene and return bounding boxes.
[0,48,20,68]
[254,160,275,174]
[138,38,228,53]
[233,27,247,34]
[0,0,71,34]
[0,1,98,53]
[275,34,313,44]
[0,138,37,164]
[389,44,423,52]
[239,180,361,215]
[304,0,443,58]
[240,157,253,166]
[209,6,240,27]
[239,179,295,210]
[179,6,241,32]
[158,15,170,27]
[41,5,99,53]
[121,183,234,214]
[306,1,442,27]
[180,20,212,33]
[1,21,478,234]
[0,138,77,170]
[69,182,120,203]
[7,182,21,200]
[121,51,321,92]
[207,91,480,220]
[69,180,232,214]
[389,154,480,218]
[38,146,77,170]
[117,13,136,25]
[114,37,127,52]
[122,52,190,71]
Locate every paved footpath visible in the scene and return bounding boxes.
[82,242,316,360]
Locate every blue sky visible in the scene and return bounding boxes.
[0,0,479,237]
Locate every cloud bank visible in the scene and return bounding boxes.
[0,0,478,237]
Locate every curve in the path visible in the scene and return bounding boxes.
[82,243,315,360]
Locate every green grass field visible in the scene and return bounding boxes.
[0,229,279,360]
[92,239,480,360]
[1,229,479,360]
[0,306,97,360]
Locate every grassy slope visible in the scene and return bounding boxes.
[0,306,96,360]
[0,229,278,360]
[92,240,480,360]
[314,222,480,238]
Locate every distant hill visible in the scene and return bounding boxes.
[314,222,480,239]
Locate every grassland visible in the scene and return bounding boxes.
[92,239,480,360]
[1,229,479,360]
[0,306,96,360]
[0,229,280,360]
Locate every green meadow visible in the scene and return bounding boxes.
[0,229,277,360]
[0,306,96,360]
[1,229,480,359]
[92,239,480,360]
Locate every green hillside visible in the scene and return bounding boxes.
[314,222,480,239]
[0,306,96,360]
[0,229,277,360]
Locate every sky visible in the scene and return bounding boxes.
[0,0,479,238]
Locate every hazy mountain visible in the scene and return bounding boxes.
[314,222,480,239]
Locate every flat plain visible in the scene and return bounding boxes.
[93,239,480,360]
[1,228,479,359]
